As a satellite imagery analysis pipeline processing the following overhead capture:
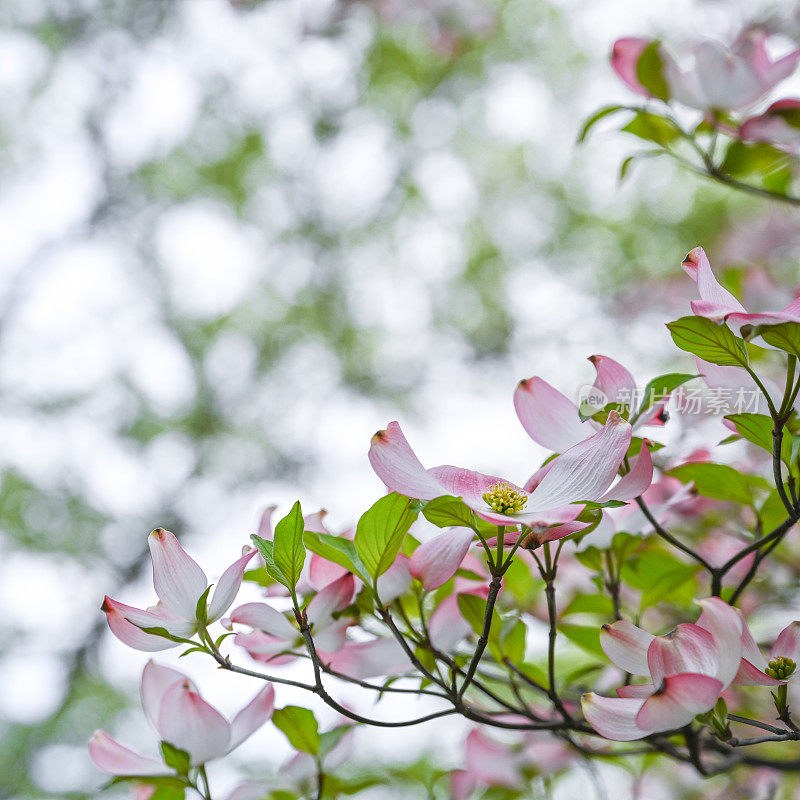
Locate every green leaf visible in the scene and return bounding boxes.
[618,150,664,183]
[319,725,352,759]
[725,413,792,465]
[272,705,320,754]
[578,104,626,143]
[421,495,494,535]
[580,499,627,510]
[611,531,640,562]
[501,620,527,663]
[667,316,749,367]
[558,623,605,658]
[635,41,670,102]
[575,546,603,572]
[502,557,542,605]
[149,786,186,800]
[756,321,800,359]
[635,372,696,419]
[667,462,767,505]
[720,140,788,177]
[303,530,370,584]
[457,593,487,637]
[759,488,791,532]
[562,662,604,688]
[179,646,207,658]
[137,626,195,645]
[515,662,548,688]
[414,645,437,674]
[626,437,664,459]
[195,585,212,626]
[579,401,627,424]
[641,563,700,608]
[561,594,614,617]
[619,154,636,182]
[354,493,420,581]
[250,536,290,589]
[272,501,306,593]
[109,776,187,793]
[621,111,681,147]
[762,163,793,194]
[160,742,190,776]
[768,105,800,128]
[243,567,277,587]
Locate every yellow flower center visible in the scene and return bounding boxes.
[481,481,528,514]
[766,656,796,680]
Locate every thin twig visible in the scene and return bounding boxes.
[635,496,715,573]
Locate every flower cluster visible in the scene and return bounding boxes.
[91,244,800,798]
[585,27,800,210]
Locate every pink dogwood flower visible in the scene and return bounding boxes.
[409,527,476,590]
[450,729,526,798]
[682,246,800,330]
[740,99,800,154]
[735,617,800,686]
[322,636,413,679]
[89,661,274,773]
[611,38,652,96]
[611,31,800,111]
[102,529,256,652]
[229,573,356,662]
[368,413,637,529]
[514,354,668,453]
[582,598,743,740]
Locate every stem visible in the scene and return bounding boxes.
[727,518,763,606]
[315,758,325,800]
[704,168,800,208]
[604,550,622,621]
[727,731,800,746]
[780,356,797,418]
[208,616,457,728]
[635,496,715,573]
[473,528,495,566]
[494,525,505,572]
[745,366,779,420]
[458,573,503,699]
[319,663,449,699]
[432,646,534,715]
[727,714,787,735]
[773,426,794,516]
[204,633,317,691]
[197,766,212,800]
[658,127,800,209]
[378,607,448,690]
[718,514,798,576]
[538,542,571,721]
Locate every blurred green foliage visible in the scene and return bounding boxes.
[1,0,797,797]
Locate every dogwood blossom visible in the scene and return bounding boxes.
[582,598,743,740]
[513,354,668,452]
[102,529,256,651]
[89,661,274,773]
[682,246,800,330]
[368,413,640,529]
[611,32,800,111]
[740,99,800,154]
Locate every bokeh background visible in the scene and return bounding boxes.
[3,0,800,797]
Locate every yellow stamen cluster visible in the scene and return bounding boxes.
[766,657,796,680]
[482,481,528,515]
